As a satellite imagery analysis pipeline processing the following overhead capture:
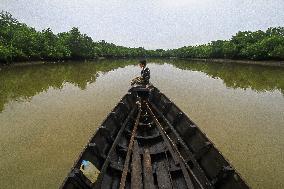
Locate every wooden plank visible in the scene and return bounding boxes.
[143,148,155,189]
[131,140,142,189]
[180,162,195,189]
[92,108,137,189]
[148,102,214,189]
[156,160,173,189]
[146,102,195,189]
[119,105,142,189]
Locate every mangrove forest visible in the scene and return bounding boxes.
[0,11,284,64]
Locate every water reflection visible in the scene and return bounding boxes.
[163,59,284,95]
[0,59,136,112]
[1,59,283,113]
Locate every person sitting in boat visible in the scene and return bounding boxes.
[131,59,150,86]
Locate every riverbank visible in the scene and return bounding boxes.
[2,57,284,69]
[0,60,64,68]
[0,57,140,67]
[175,58,284,67]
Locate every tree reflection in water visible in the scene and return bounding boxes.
[1,59,283,112]
[0,59,136,112]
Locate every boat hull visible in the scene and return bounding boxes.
[60,86,249,189]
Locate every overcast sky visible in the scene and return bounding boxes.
[1,0,284,49]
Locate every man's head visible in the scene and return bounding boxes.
[139,59,147,68]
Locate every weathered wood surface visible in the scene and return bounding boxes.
[60,86,250,189]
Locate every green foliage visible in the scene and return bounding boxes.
[271,45,284,59]
[66,27,95,59]
[0,12,149,63]
[162,28,284,60]
[0,11,283,63]
[222,41,238,58]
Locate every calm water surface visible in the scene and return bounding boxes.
[0,59,283,189]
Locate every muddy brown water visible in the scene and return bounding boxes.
[0,59,283,189]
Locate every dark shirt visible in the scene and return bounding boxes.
[141,67,150,84]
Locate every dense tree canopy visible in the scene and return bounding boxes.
[165,28,284,60]
[0,11,283,64]
[0,11,150,63]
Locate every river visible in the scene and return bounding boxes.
[0,59,283,189]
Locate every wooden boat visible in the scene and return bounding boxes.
[60,86,249,189]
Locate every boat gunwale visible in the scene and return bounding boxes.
[60,92,137,189]
[151,88,250,188]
